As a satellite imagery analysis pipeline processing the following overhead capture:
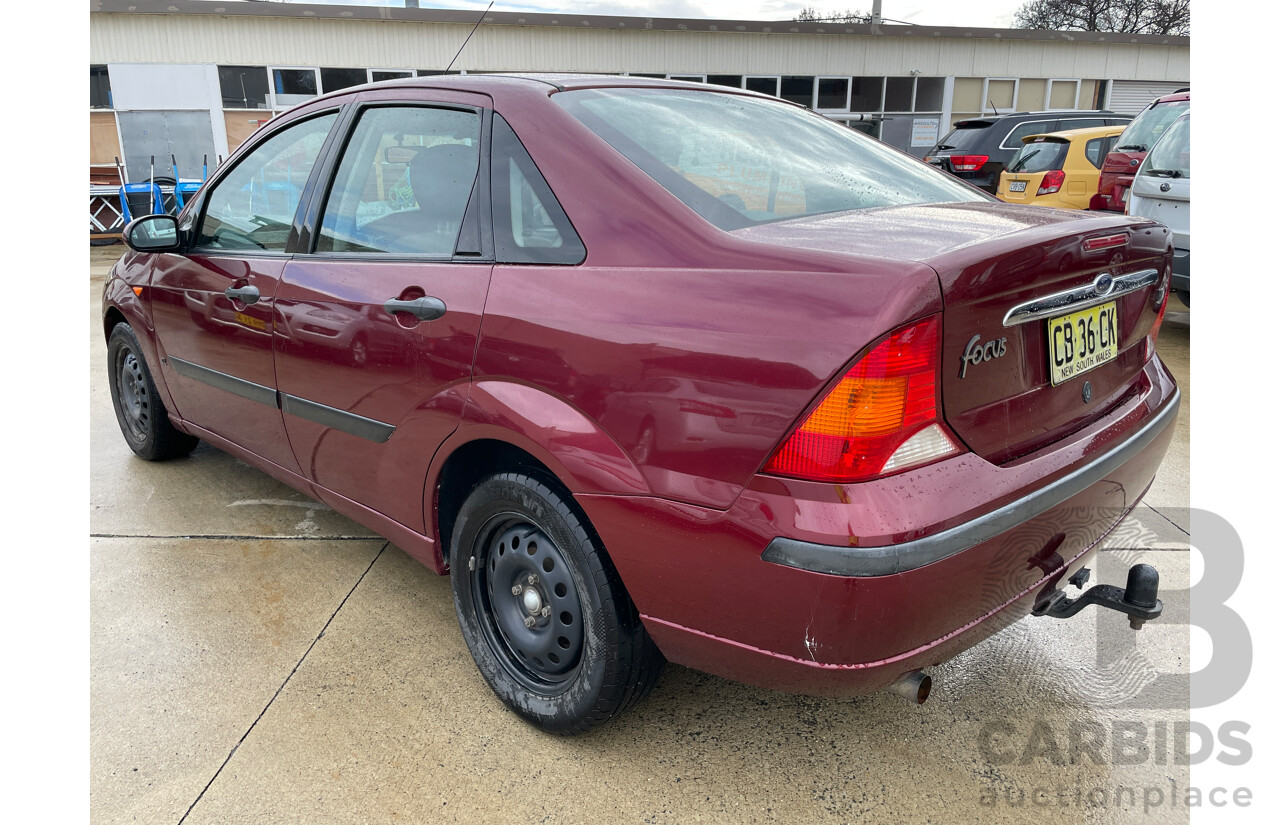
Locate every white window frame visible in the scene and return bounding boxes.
[666,74,707,83]
[268,66,320,112]
[743,75,781,96]
[1045,78,1082,111]
[814,76,853,112]
[980,77,1020,116]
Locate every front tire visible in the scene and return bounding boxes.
[450,472,664,734]
[107,323,198,461]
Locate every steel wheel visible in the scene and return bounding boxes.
[470,517,585,693]
[450,472,665,734]
[107,323,199,461]
[116,348,153,444]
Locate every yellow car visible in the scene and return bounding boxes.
[996,125,1126,209]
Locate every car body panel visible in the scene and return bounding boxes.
[102,74,1179,701]
[1128,110,1190,294]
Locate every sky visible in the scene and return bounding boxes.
[272,0,1026,29]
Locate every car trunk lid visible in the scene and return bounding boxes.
[734,202,1172,464]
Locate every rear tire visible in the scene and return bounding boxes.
[107,323,199,461]
[450,472,664,734]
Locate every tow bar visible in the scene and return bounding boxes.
[1033,563,1163,630]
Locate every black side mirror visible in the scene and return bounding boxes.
[123,214,181,253]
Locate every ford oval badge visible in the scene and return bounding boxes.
[1093,273,1115,297]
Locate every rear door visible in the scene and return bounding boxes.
[274,93,493,531]
[149,110,340,471]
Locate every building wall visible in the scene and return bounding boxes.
[89,14,1189,81]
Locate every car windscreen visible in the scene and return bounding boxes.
[1115,100,1190,152]
[555,88,986,230]
[932,122,992,152]
[1140,114,1190,180]
[1007,139,1068,174]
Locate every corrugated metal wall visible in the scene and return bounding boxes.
[1108,81,1189,114]
[90,14,1189,82]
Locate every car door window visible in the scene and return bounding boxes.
[316,106,481,256]
[491,114,586,265]
[196,113,337,252]
[1084,135,1115,168]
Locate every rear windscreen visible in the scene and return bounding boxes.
[1007,140,1068,174]
[1116,100,1190,152]
[933,123,991,151]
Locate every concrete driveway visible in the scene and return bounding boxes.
[90,245,1192,824]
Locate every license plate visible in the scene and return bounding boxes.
[1008,180,1027,193]
[1047,302,1118,386]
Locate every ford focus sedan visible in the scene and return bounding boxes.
[104,75,1180,734]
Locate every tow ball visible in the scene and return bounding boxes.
[1033,563,1163,630]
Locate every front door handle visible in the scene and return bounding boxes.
[384,296,447,322]
[225,285,260,305]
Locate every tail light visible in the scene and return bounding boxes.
[1037,170,1065,195]
[949,155,988,172]
[1146,265,1172,360]
[763,316,963,483]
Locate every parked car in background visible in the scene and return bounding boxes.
[997,125,1126,209]
[104,75,1179,733]
[1128,110,1190,304]
[926,110,1132,193]
[1091,89,1190,212]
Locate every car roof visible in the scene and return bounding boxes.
[307,72,775,105]
[1019,124,1128,143]
[1151,90,1191,104]
[954,110,1127,127]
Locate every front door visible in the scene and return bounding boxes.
[274,102,491,531]
[150,111,339,472]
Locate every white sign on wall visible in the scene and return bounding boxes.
[910,118,940,148]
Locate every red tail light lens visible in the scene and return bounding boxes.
[950,155,988,172]
[1037,170,1065,195]
[763,316,963,483]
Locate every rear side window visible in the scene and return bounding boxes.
[1056,118,1106,131]
[1007,139,1067,174]
[316,106,481,256]
[491,114,586,265]
[196,112,337,251]
[1084,135,1117,168]
[1000,120,1057,149]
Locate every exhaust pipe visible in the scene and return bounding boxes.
[887,670,932,704]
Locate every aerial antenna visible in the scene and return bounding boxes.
[446,1,495,73]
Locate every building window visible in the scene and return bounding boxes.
[320,68,367,93]
[272,68,319,107]
[667,74,706,82]
[849,77,884,112]
[884,77,914,112]
[707,75,743,88]
[219,66,271,109]
[780,76,814,106]
[744,76,780,96]
[1047,79,1080,109]
[91,65,112,109]
[816,78,850,110]
[371,70,414,83]
[914,77,943,111]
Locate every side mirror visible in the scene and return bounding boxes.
[123,214,181,253]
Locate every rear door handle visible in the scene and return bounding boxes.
[225,285,260,304]
[384,296,447,321]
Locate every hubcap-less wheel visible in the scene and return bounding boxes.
[117,349,151,443]
[471,517,585,692]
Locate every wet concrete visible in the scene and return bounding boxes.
[90,246,1192,824]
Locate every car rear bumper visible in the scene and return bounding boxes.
[577,356,1179,696]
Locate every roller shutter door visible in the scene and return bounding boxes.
[1107,81,1189,115]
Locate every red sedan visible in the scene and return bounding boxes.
[104,75,1179,733]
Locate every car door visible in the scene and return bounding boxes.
[274,94,493,531]
[149,110,340,472]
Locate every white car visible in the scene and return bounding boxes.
[1127,110,1190,304]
